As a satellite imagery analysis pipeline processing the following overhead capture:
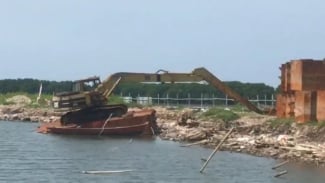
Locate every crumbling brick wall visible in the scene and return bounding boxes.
[277,59,325,123]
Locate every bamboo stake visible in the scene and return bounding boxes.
[180,140,208,147]
[201,158,207,162]
[81,170,134,174]
[272,160,289,170]
[274,170,288,178]
[98,113,113,136]
[150,127,155,136]
[200,127,234,173]
[36,83,43,104]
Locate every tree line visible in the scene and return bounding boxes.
[0,79,276,99]
[114,82,275,99]
[0,79,72,94]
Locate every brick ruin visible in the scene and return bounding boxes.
[276,59,325,123]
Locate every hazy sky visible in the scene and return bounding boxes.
[1,0,324,87]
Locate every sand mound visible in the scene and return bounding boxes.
[6,95,32,105]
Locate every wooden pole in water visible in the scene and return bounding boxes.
[180,140,208,147]
[81,170,135,174]
[150,127,155,136]
[199,127,234,173]
[272,160,289,170]
[98,113,113,136]
[274,170,288,178]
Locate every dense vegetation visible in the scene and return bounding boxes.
[200,107,240,122]
[0,79,72,94]
[0,79,275,99]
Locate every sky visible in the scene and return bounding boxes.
[0,0,324,87]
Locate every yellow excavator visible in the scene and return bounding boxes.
[52,67,263,124]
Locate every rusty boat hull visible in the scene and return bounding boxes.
[38,109,157,136]
[47,122,149,136]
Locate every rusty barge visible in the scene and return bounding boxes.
[38,109,157,136]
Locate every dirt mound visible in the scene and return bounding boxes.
[6,95,32,105]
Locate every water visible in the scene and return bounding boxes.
[0,121,324,183]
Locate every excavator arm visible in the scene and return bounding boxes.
[96,67,263,114]
[192,68,263,114]
[96,71,202,98]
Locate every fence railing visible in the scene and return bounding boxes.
[121,94,276,109]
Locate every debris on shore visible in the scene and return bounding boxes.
[0,105,61,122]
[155,107,325,167]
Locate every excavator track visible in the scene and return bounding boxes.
[60,104,128,125]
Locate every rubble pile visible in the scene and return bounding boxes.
[0,105,60,122]
[156,107,325,167]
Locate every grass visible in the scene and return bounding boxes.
[107,95,125,105]
[304,120,325,129]
[267,117,325,129]
[267,118,294,128]
[318,121,325,128]
[229,104,250,113]
[200,107,240,122]
[317,121,325,128]
[107,95,145,108]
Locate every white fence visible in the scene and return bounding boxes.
[121,93,276,109]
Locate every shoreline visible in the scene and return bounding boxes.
[1,105,325,167]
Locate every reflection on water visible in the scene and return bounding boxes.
[0,121,324,183]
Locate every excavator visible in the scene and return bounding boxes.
[52,67,264,124]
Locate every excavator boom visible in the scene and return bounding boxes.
[192,68,263,114]
[94,67,263,114]
[96,71,202,98]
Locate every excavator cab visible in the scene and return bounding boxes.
[72,77,101,92]
[52,76,106,110]
[52,76,128,124]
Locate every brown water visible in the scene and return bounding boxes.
[0,120,324,183]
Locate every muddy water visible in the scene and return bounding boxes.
[0,120,324,183]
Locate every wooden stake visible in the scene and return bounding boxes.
[180,140,208,147]
[98,113,113,136]
[274,170,288,178]
[81,170,134,174]
[272,160,289,170]
[199,127,234,173]
[150,127,155,136]
[201,158,207,162]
